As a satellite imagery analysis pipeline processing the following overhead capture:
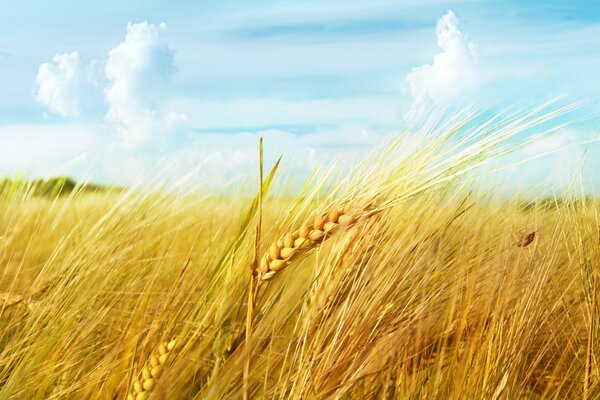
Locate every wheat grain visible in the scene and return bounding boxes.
[127,339,176,400]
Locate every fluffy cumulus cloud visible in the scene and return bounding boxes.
[34,21,185,146]
[35,52,85,117]
[405,10,479,122]
[104,21,185,145]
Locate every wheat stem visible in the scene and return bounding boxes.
[244,137,264,400]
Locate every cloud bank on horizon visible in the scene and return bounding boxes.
[1,1,600,190]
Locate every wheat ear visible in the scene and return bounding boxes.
[256,203,366,285]
[127,339,176,400]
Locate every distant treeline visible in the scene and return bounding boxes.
[0,176,122,198]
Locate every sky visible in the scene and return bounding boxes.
[1,0,600,191]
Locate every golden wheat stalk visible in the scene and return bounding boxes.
[239,200,376,397]
[127,339,176,400]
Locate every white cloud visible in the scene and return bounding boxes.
[519,130,588,187]
[405,10,479,122]
[483,129,600,195]
[0,123,107,178]
[166,125,382,187]
[33,21,185,146]
[35,52,86,117]
[104,21,185,146]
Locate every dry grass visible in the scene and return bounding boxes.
[0,106,598,399]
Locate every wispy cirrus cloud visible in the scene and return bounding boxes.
[167,96,402,130]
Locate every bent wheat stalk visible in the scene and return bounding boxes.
[238,200,378,396]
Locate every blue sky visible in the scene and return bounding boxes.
[1,0,600,190]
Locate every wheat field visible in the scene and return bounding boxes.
[0,108,599,399]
